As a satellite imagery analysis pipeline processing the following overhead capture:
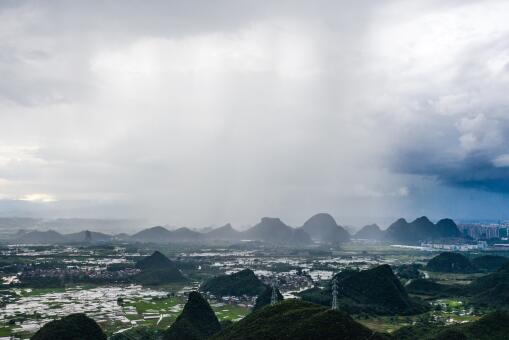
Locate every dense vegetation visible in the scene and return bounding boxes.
[394,263,424,280]
[426,252,477,273]
[201,269,266,296]
[134,251,186,284]
[31,313,106,340]
[385,217,462,244]
[468,262,509,308]
[301,213,350,243]
[253,286,284,311]
[405,279,464,298]
[211,299,388,340]
[163,291,221,340]
[394,311,509,340]
[299,265,428,315]
[471,255,509,272]
[135,251,178,270]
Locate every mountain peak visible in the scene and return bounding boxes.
[246,218,312,245]
[260,217,284,225]
[147,226,169,232]
[201,268,266,297]
[304,213,337,226]
[354,224,383,240]
[302,213,350,243]
[135,251,176,270]
[32,313,106,340]
[413,216,432,223]
[164,291,221,340]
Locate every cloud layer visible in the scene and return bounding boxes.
[1,0,509,227]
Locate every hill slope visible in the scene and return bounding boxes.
[468,262,509,308]
[435,218,462,238]
[211,299,388,340]
[301,213,350,243]
[426,252,477,273]
[205,224,241,241]
[354,224,384,240]
[130,226,173,243]
[385,217,462,244]
[31,313,106,340]
[299,265,427,315]
[393,311,509,340]
[244,217,311,245]
[134,251,186,284]
[253,285,284,311]
[16,230,66,244]
[135,251,178,270]
[471,255,509,272]
[201,269,266,296]
[65,230,113,243]
[163,291,221,340]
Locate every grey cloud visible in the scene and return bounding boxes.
[1,0,509,226]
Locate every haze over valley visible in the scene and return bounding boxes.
[2,1,509,339]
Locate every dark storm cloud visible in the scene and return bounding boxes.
[396,151,509,193]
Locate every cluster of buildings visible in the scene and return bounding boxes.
[458,223,509,240]
[420,241,488,252]
[18,267,140,283]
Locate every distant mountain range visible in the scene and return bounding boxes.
[384,217,462,244]
[9,214,464,246]
[353,216,463,245]
[14,229,115,244]
[0,217,142,234]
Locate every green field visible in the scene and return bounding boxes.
[117,295,250,333]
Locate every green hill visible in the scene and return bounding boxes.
[385,217,436,244]
[405,279,464,298]
[426,252,477,273]
[468,262,509,308]
[354,224,384,240]
[393,311,509,340]
[201,269,266,297]
[301,213,350,243]
[385,217,462,244]
[299,265,427,315]
[163,291,221,340]
[244,217,312,245]
[31,313,106,340]
[135,251,178,270]
[435,219,462,238]
[395,263,424,280]
[134,251,186,284]
[253,285,284,311]
[471,255,509,272]
[211,299,388,340]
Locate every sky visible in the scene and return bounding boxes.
[1,0,509,229]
